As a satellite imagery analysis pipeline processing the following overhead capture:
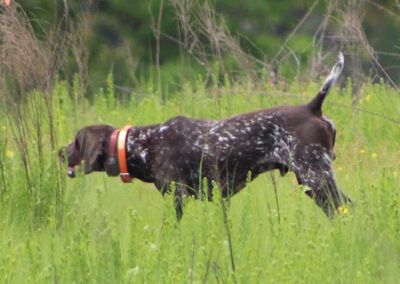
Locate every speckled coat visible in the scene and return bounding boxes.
[61,53,352,219]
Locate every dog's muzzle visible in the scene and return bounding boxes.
[67,166,75,178]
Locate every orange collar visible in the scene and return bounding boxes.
[108,125,135,183]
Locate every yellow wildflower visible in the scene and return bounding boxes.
[302,91,306,97]
[337,167,343,172]
[359,149,365,154]
[338,206,349,215]
[6,150,14,158]
[371,153,378,159]
[1,126,5,131]
[394,171,398,178]
[366,95,371,101]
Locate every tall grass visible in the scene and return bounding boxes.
[0,76,399,283]
[1,1,400,283]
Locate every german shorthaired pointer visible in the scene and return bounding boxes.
[60,53,351,219]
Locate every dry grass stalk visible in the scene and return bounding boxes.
[68,1,92,112]
[272,0,319,74]
[336,0,365,99]
[150,0,165,102]
[0,2,89,225]
[309,0,336,79]
[172,0,274,86]
[334,0,399,98]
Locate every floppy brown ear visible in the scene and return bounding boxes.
[81,139,105,174]
[74,131,103,174]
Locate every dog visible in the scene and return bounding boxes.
[59,53,352,219]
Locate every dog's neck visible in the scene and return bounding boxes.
[105,129,120,177]
[105,126,135,182]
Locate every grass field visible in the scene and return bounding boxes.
[0,77,399,283]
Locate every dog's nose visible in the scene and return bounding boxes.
[67,167,75,178]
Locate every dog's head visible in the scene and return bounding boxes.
[59,124,117,178]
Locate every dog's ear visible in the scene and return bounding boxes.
[76,131,105,174]
[82,140,105,174]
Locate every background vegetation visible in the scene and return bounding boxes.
[15,0,400,89]
[0,0,399,283]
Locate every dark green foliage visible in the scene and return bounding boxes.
[15,0,400,88]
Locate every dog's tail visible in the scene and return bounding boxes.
[307,52,344,115]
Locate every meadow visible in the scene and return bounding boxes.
[0,74,399,283]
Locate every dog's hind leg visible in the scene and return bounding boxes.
[173,184,191,220]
